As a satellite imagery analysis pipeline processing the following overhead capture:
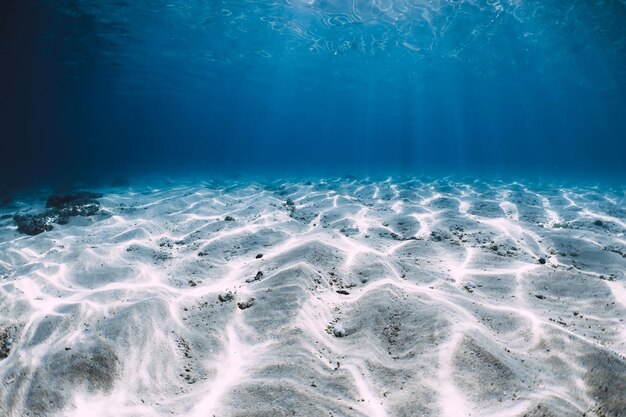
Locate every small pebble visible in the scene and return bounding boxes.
[237,298,255,310]
[333,325,347,338]
[218,292,234,302]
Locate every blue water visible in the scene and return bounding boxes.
[1,1,625,191]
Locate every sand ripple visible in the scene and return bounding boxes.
[0,177,625,416]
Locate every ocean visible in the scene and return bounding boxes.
[1,1,625,191]
[0,2,625,417]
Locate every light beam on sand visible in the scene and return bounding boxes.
[0,177,624,416]
[438,330,472,417]
[190,325,271,417]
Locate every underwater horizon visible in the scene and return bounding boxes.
[1,0,625,191]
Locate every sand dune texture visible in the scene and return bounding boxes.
[0,178,625,417]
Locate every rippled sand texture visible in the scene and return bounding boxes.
[0,178,625,417]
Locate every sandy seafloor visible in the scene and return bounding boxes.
[0,177,625,417]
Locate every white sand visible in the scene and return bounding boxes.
[0,177,625,416]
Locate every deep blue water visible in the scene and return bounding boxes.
[1,0,625,192]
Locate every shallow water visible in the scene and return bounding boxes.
[0,2,625,416]
[0,1,625,190]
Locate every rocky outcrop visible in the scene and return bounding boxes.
[14,192,103,235]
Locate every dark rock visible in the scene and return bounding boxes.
[245,271,264,283]
[14,192,102,236]
[237,298,255,309]
[594,219,604,227]
[224,216,235,221]
[535,294,546,300]
[1,328,15,359]
[430,230,450,242]
[336,290,350,295]
[218,292,234,302]
[57,201,100,217]
[56,215,70,225]
[463,284,475,293]
[538,257,547,265]
[255,253,263,259]
[14,213,54,235]
[285,198,296,216]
